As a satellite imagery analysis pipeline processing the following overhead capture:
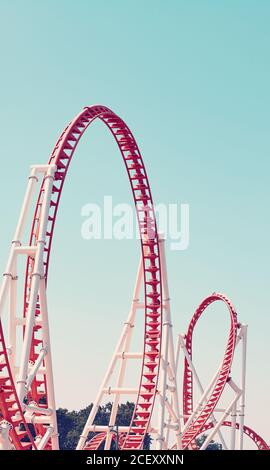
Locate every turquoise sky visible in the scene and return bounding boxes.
[0,1,269,446]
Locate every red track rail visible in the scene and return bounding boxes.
[0,107,268,451]
[84,431,126,450]
[200,421,269,450]
[18,105,162,449]
[182,293,238,449]
[0,322,37,449]
[84,432,107,450]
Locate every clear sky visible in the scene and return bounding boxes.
[0,0,269,447]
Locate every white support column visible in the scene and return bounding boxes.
[26,346,48,389]
[175,335,181,371]
[37,426,54,450]
[156,234,182,450]
[167,328,182,449]
[238,325,247,450]
[156,234,181,450]
[230,402,237,450]
[39,278,59,450]
[156,318,170,449]
[17,164,56,404]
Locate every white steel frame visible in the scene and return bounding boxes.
[0,163,248,451]
[77,234,182,450]
[0,164,58,450]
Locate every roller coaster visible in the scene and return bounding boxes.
[0,105,268,450]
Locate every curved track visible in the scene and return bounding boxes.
[0,107,268,451]
[182,293,238,449]
[0,105,163,450]
[200,421,269,450]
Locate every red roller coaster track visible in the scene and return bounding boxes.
[0,105,162,450]
[182,293,238,449]
[0,105,268,451]
[200,422,269,450]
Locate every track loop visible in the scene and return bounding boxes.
[182,293,238,449]
[16,105,162,449]
[0,107,268,451]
